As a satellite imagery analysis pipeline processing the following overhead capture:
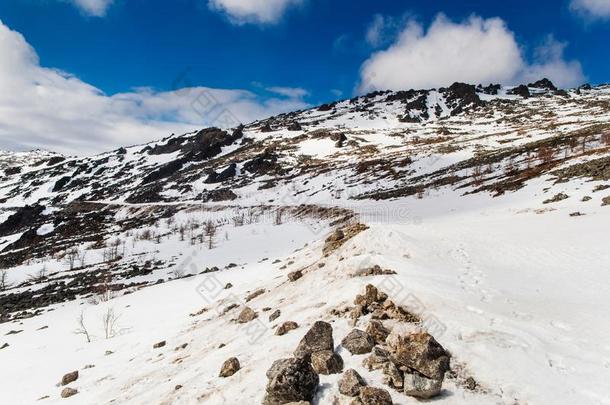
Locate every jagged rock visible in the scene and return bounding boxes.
[364,284,378,305]
[276,321,299,336]
[153,341,166,349]
[358,386,393,405]
[338,369,366,397]
[288,270,303,282]
[246,288,266,302]
[224,282,233,289]
[61,371,78,386]
[294,321,334,360]
[365,320,389,345]
[237,307,258,323]
[269,309,281,322]
[0,343,9,350]
[342,329,375,355]
[287,122,302,131]
[263,358,319,405]
[383,361,403,390]
[260,123,273,132]
[363,346,390,371]
[508,84,530,98]
[403,372,443,399]
[311,350,343,375]
[60,388,78,398]
[387,330,450,379]
[219,357,240,377]
[528,78,557,91]
[543,192,569,204]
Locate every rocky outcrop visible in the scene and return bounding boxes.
[311,350,343,375]
[338,369,366,397]
[341,329,375,355]
[219,357,240,377]
[276,321,299,336]
[262,358,319,405]
[294,321,334,360]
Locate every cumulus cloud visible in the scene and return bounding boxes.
[365,14,408,48]
[68,0,114,17]
[0,21,309,155]
[265,86,309,99]
[208,0,303,25]
[570,0,610,19]
[359,14,585,92]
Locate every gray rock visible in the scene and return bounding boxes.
[294,321,334,360]
[311,350,343,375]
[61,371,78,386]
[341,329,375,355]
[276,321,298,336]
[363,346,390,371]
[219,357,240,377]
[382,361,403,390]
[359,386,393,405]
[387,331,449,379]
[403,372,443,399]
[365,320,389,345]
[269,309,281,322]
[237,307,258,323]
[263,358,319,405]
[338,368,366,397]
[60,388,78,398]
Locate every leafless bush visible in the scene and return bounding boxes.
[102,308,120,339]
[0,270,11,291]
[103,239,122,262]
[204,220,217,250]
[232,213,245,227]
[28,265,48,283]
[537,146,555,164]
[74,311,91,343]
[63,248,79,270]
[472,165,483,186]
[274,209,284,225]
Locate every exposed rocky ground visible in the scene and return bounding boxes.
[0,79,609,404]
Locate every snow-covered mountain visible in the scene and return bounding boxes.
[0,80,609,405]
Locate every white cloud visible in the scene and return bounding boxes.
[570,0,610,19]
[266,86,309,99]
[365,14,407,48]
[0,20,309,155]
[359,14,585,92]
[208,0,303,25]
[68,0,114,17]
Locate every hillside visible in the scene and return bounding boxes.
[0,80,609,405]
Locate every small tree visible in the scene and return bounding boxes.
[64,248,79,270]
[102,308,119,339]
[204,220,217,250]
[0,270,11,291]
[274,209,283,226]
[74,311,91,343]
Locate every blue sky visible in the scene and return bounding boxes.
[0,0,609,154]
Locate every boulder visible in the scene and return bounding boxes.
[153,341,166,349]
[219,357,240,378]
[60,388,78,398]
[365,320,389,345]
[382,362,403,390]
[263,358,319,405]
[358,387,393,405]
[269,309,281,322]
[403,372,443,399]
[294,321,334,360]
[276,321,299,336]
[61,371,78,386]
[338,369,366,397]
[341,329,375,355]
[288,270,303,282]
[363,346,390,371]
[387,330,449,379]
[311,350,343,375]
[237,307,258,323]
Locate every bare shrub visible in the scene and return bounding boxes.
[102,308,120,339]
[0,270,11,291]
[204,220,217,250]
[63,248,79,270]
[74,311,91,343]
